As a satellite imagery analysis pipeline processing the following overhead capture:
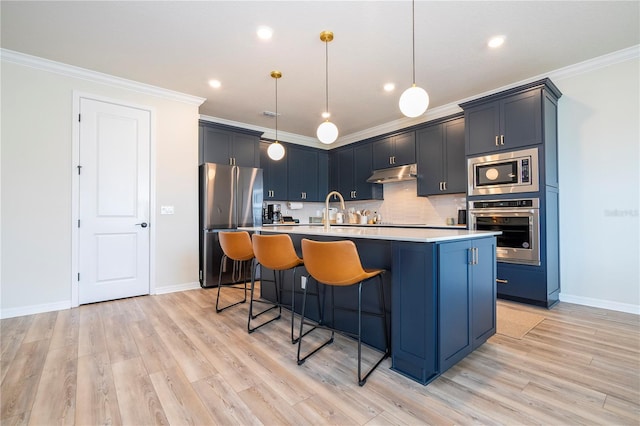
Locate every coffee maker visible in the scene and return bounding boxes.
[263,203,282,224]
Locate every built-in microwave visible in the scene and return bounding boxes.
[467,147,539,196]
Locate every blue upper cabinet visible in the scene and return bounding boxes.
[199,121,262,167]
[260,142,288,200]
[287,144,328,202]
[461,79,562,156]
[417,115,466,196]
[333,143,383,201]
[372,131,416,170]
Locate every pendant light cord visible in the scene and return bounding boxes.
[325,39,329,116]
[275,76,278,140]
[411,0,416,85]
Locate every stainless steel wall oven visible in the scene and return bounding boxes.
[469,198,540,266]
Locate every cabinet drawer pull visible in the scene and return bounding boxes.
[495,136,499,146]
[443,181,447,191]
[496,279,509,284]
[500,135,505,145]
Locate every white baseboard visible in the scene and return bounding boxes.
[0,300,72,320]
[154,281,201,295]
[559,293,640,315]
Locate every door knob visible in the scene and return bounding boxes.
[136,222,148,228]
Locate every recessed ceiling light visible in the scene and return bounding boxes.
[488,36,505,48]
[257,26,273,40]
[209,79,221,89]
[384,83,395,92]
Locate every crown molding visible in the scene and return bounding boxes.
[0,48,206,106]
[199,114,321,148]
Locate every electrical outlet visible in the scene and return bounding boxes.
[301,275,307,289]
[160,205,175,215]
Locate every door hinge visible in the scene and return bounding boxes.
[78,114,81,122]
[77,165,82,175]
[77,219,80,228]
[77,273,80,281]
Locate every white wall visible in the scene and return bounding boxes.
[554,57,639,312]
[1,57,202,316]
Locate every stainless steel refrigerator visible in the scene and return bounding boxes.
[199,163,263,288]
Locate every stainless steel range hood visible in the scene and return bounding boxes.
[366,164,417,184]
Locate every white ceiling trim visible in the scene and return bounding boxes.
[0,48,206,106]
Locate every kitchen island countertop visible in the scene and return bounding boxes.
[240,225,499,243]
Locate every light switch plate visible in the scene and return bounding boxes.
[160,205,175,215]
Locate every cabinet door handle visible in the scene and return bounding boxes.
[469,247,478,265]
[389,156,392,165]
[500,135,505,145]
[496,279,509,284]
[495,136,499,147]
[443,181,447,191]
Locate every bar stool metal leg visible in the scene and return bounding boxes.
[215,255,248,313]
[248,261,282,333]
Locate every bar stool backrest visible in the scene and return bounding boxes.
[252,234,303,271]
[301,239,379,286]
[219,231,254,261]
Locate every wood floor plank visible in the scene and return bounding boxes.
[101,313,140,364]
[0,339,49,420]
[111,357,168,425]
[149,366,215,425]
[49,308,80,350]
[22,311,57,343]
[136,296,218,382]
[1,292,638,426]
[127,320,178,374]
[75,351,121,426]
[77,304,107,357]
[1,315,34,382]
[158,296,261,392]
[192,373,263,426]
[238,382,310,425]
[28,345,77,425]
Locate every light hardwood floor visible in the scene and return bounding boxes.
[1,287,639,425]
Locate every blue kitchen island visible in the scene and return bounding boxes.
[241,225,500,385]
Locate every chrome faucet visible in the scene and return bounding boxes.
[324,191,346,230]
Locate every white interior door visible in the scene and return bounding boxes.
[78,98,151,304]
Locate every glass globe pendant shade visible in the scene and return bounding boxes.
[317,120,339,144]
[399,85,429,118]
[267,141,285,160]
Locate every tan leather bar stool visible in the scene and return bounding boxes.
[249,234,305,343]
[297,238,390,386]
[216,231,254,313]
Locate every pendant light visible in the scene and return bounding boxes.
[316,30,339,144]
[399,0,429,118]
[267,70,285,161]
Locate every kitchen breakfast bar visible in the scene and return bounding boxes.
[241,225,500,385]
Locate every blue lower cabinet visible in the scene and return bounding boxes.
[496,262,558,307]
[391,242,438,384]
[392,237,496,384]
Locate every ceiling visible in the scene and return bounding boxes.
[2,1,638,145]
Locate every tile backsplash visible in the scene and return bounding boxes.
[270,180,467,226]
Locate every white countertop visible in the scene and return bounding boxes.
[240,225,500,243]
